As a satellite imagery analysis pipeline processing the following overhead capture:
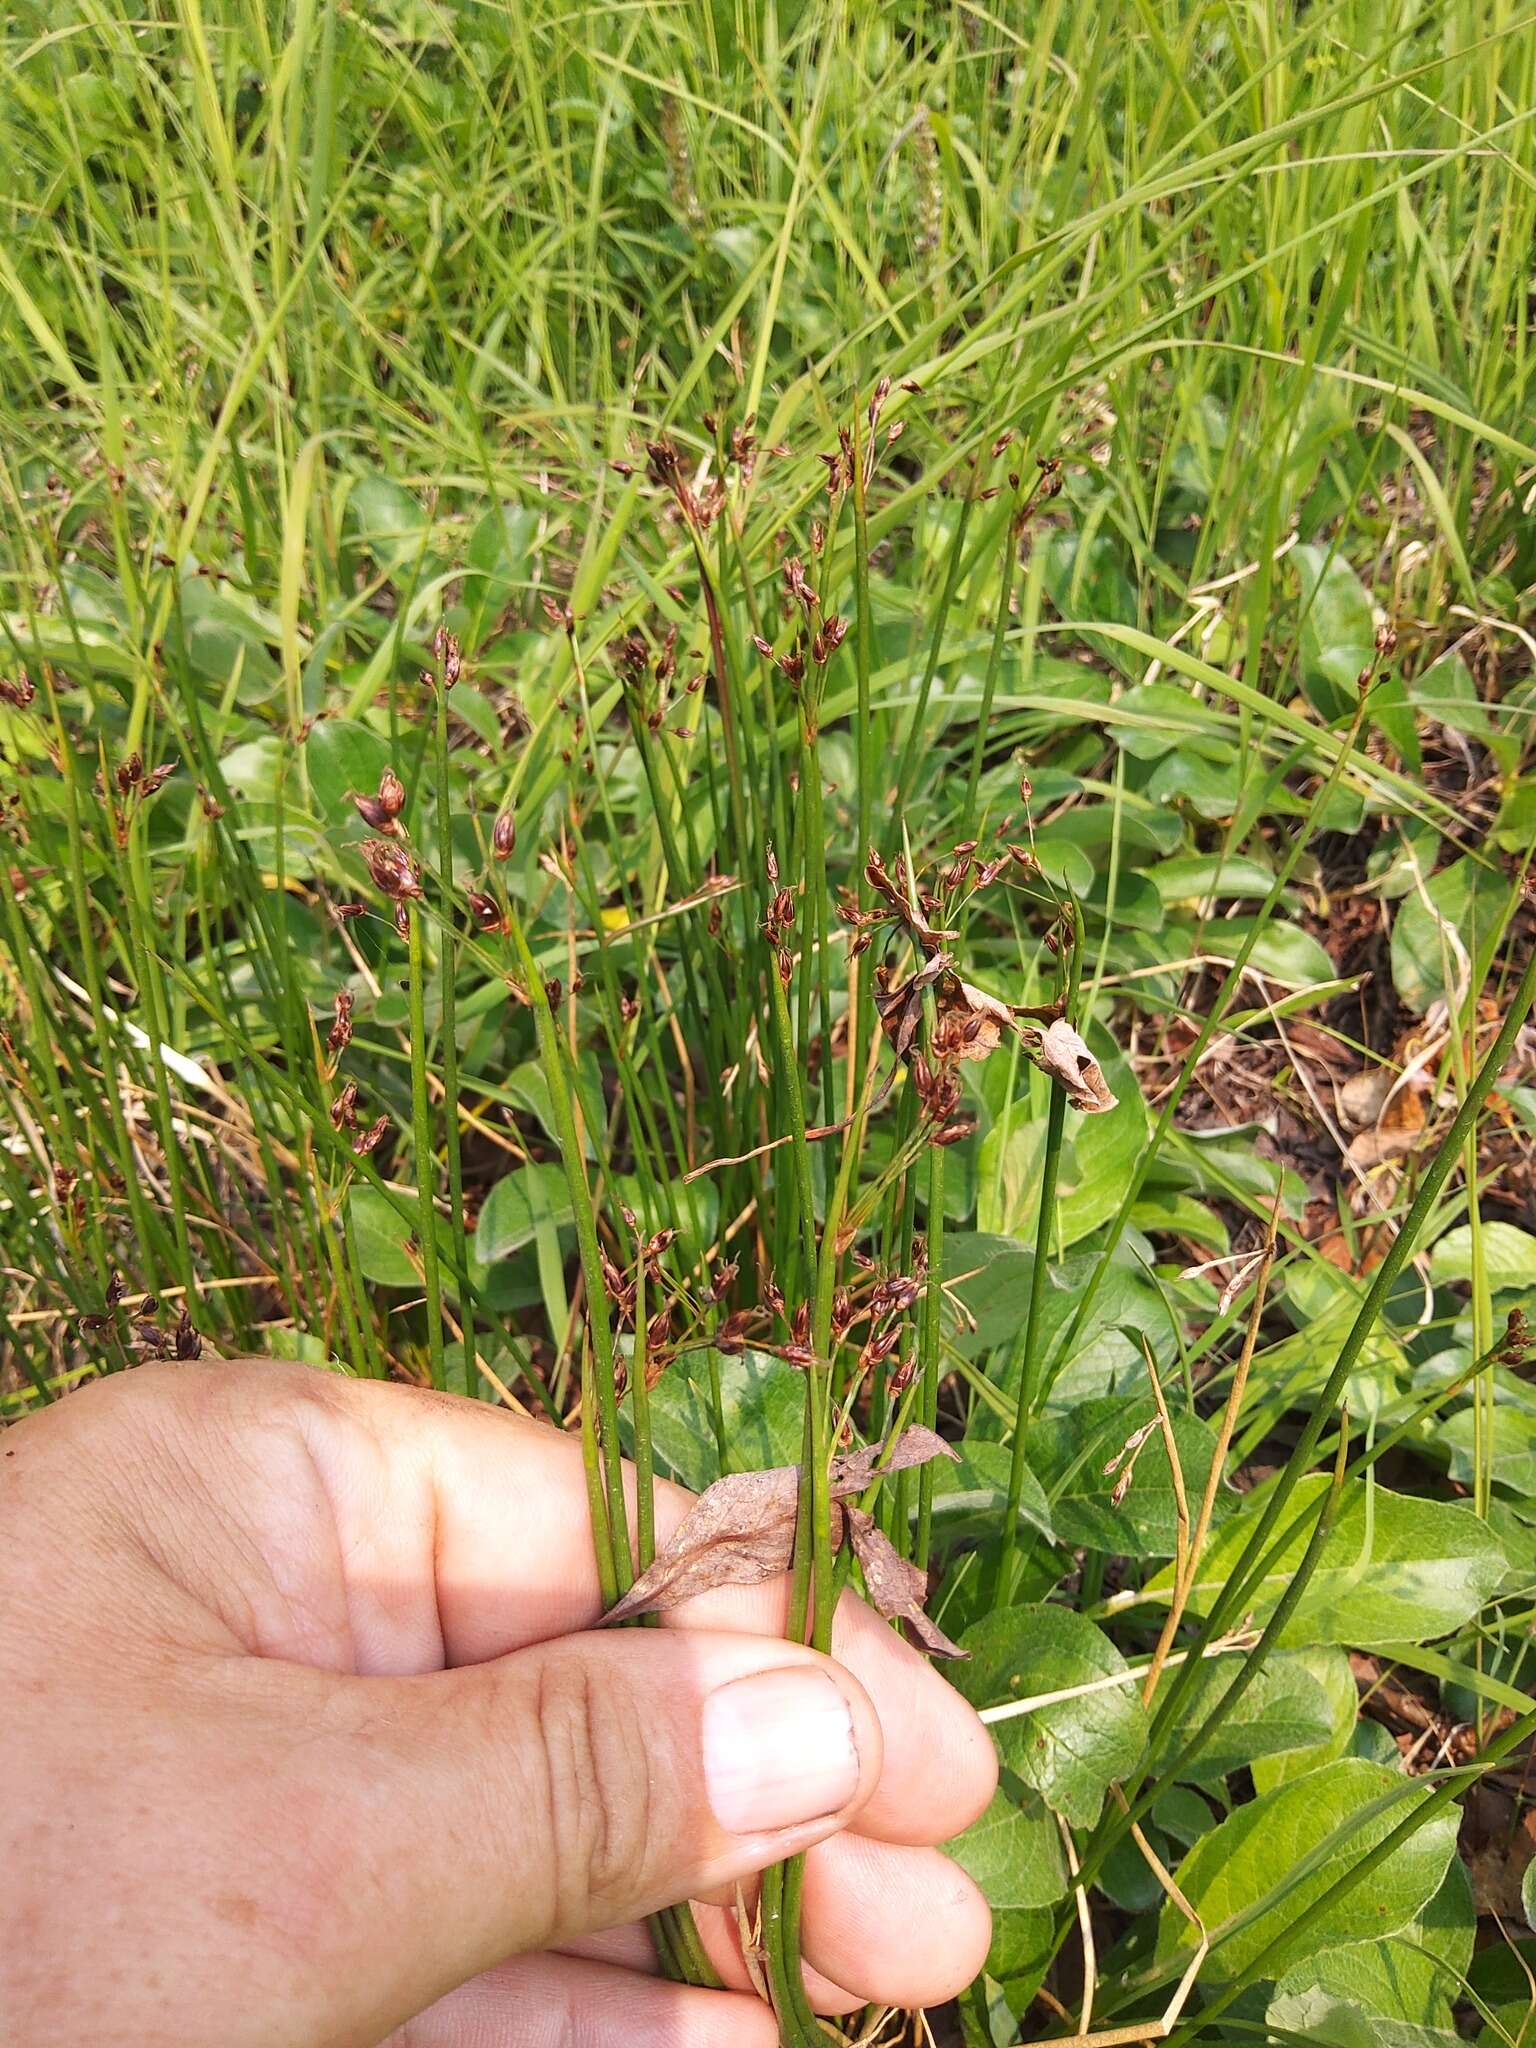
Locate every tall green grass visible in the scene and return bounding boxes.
[4,1,1536,2039]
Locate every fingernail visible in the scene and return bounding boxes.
[702,1667,860,1835]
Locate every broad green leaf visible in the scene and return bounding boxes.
[348,1182,442,1288]
[1295,542,1376,724]
[1110,680,1225,759]
[1054,1027,1149,1243]
[1272,1856,1474,2032]
[1430,1220,1536,1293]
[1157,1758,1458,1981]
[464,502,539,647]
[1391,856,1510,1014]
[1442,1404,1536,1496]
[930,1439,1055,1543]
[644,1350,803,1491]
[1201,915,1337,988]
[473,1163,575,1262]
[1268,1989,1459,2047]
[1141,1475,1507,1645]
[1129,1191,1228,1251]
[1477,2004,1536,2048]
[1148,745,1242,820]
[1146,853,1277,902]
[1252,1648,1359,1793]
[217,734,286,807]
[1524,1855,1536,1935]
[984,1906,1054,2004]
[305,716,392,829]
[502,1056,606,1157]
[612,1173,720,1263]
[947,1780,1068,1910]
[348,472,428,566]
[945,1238,1174,1369]
[1031,1397,1230,1556]
[1410,651,1498,743]
[1368,672,1422,774]
[1148,1652,1336,1786]
[954,1605,1148,1826]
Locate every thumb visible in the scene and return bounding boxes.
[295,1627,882,2027]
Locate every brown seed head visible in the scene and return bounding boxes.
[328,989,354,1056]
[466,889,503,933]
[361,838,422,902]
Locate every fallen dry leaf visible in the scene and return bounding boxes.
[1034,1018,1118,1113]
[604,1427,959,1644]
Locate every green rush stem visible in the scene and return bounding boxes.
[433,683,474,1385]
[767,962,819,1278]
[761,908,834,2043]
[691,533,756,946]
[118,872,195,1291]
[634,1252,719,1990]
[960,476,1025,835]
[1058,697,1373,1361]
[407,902,448,1392]
[506,906,633,1594]
[851,399,874,886]
[914,1137,945,1573]
[890,445,986,828]
[998,903,1082,1596]
[631,1247,655,1567]
[579,1373,618,1608]
[46,709,164,1271]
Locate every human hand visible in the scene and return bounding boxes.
[1,1361,996,2047]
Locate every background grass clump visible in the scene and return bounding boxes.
[5,0,1536,2039]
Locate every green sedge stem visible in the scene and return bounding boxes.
[506,906,633,1594]
[407,902,447,1392]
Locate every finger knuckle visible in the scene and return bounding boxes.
[527,1652,654,1938]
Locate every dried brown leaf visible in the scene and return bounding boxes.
[1035,1018,1118,1113]
[830,1422,958,1498]
[845,1506,967,1659]
[603,1428,957,1624]
[605,1466,799,1623]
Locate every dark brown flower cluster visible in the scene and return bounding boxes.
[816,375,919,502]
[328,1073,390,1156]
[432,622,463,689]
[645,438,725,532]
[360,837,422,936]
[750,553,850,691]
[353,766,406,834]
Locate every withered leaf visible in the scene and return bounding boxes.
[844,1505,967,1659]
[1034,1018,1118,1113]
[830,1422,957,1498]
[603,1427,957,1629]
[605,1466,799,1624]
[874,951,952,1065]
